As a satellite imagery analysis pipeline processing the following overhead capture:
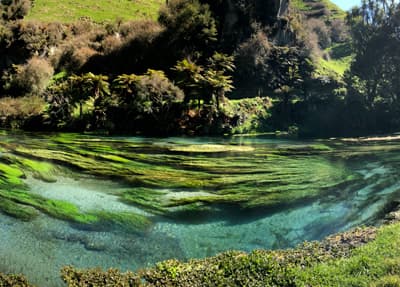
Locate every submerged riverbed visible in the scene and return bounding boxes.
[0,131,400,286]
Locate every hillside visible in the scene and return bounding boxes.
[291,0,352,78]
[292,0,346,19]
[25,0,164,22]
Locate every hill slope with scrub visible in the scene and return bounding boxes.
[0,0,398,138]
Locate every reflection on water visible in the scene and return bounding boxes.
[0,132,399,286]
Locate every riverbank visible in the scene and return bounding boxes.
[3,221,400,286]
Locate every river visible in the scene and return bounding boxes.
[0,131,399,286]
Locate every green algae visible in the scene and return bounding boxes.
[0,197,39,221]
[0,131,398,227]
[0,162,25,185]
[90,211,152,232]
[121,188,168,214]
[0,133,357,215]
[12,157,58,183]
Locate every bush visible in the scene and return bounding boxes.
[307,18,331,49]
[158,0,217,57]
[61,266,141,287]
[372,275,400,287]
[1,0,31,20]
[9,56,54,96]
[56,45,97,72]
[0,95,45,128]
[118,20,163,40]
[235,29,271,79]
[330,19,349,43]
[0,272,33,287]
[110,69,184,134]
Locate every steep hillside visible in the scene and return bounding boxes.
[292,0,352,78]
[292,0,346,19]
[25,0,164,22]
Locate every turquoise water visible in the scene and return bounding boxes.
[0,133,400,286]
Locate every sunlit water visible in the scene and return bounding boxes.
[1,133,400,286]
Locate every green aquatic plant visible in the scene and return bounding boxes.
[0,131,398,229]
[0,132,368,219]
[0,197,39,221]
[90,211,152,232]
[0,162,25,185]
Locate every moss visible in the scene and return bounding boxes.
[14,157,58,183]
[371,276,400,287]
[0,197,39,221]
[1,133,360,216]
[0,162,25,185]
[61,266,141,287]
[40,199,98,224]
[0,273,34,287]
[121,188,167,214]
[90,210,152,232]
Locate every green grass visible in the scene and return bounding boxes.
[316,43,354,77]
[297,223,400,286]
[318,56,352,76]
[291,0,346,19]
[26,0,164,23]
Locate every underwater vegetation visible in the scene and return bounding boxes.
[1,131,400,231]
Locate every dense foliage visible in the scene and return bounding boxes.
[0,0,398,136]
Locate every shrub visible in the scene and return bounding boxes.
[307,18,331,49]
[158,0,217,57]
[61,266,141,287]
[10,56,54,96]
[330,19,349,43]
[118,20,163,40]
[110,69,184,133]
[235,30,272,79]
[0,95,45,128]
[56,45,97,72]
[3,56,54,97]
[1,0,31,20]
[0,272,33,287]
[372,275,400,287]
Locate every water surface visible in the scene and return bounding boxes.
[0,132,399,286]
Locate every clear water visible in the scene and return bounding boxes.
[0,133,400,286]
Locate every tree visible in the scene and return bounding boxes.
[173,58,204,108]
[111,70,184,132]
[68,73,110,119]
[82,73,110,127]
[202,52,235,110]
[158,0,217,58]
[173,52,235,112]
[45,81,74,128]
[347,0,400,109]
